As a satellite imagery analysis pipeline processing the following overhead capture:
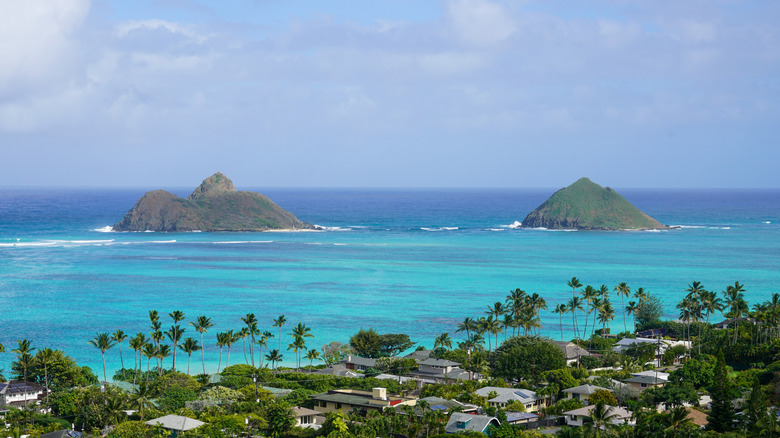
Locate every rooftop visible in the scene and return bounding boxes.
[562,384,611,395]
[145,414,205,431]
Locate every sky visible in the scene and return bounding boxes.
[1,0,778,188]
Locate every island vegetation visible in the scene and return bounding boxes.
[113,173,315,232]
[1,278,779,437]
[521,177,668,230]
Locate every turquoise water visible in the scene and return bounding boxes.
[0,188,779,375]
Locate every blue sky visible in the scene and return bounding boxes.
[1,0,778,188]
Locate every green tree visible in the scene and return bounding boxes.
[489,336,566,382]
[305,349,322,371]
[112,330,128,371]
[190,315,215,375]
[273,315,288,351]
[707,351,735,432]
[589,389,617,406]
[635,293,663,327]
[349,328,383,358]
[264,400,296,438]
[179,337,201,375]
[88,332,116,393]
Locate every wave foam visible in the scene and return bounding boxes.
[212,241,273,244]
[501,221,523,229]
[94,226,114,233]
[421,227,459,231]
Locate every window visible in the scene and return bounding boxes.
[300,416,311,424]
[336,403,342,409]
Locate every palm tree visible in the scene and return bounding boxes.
[88,333,115,404]
[700,290,724,324]
[581,285,597,338]
[156,344,171,376]
[241,313,258,367]
[553,303,568,341]
[273,315,287,351]
[168,310,185,371]
[88,333,115,386]
[456,317,477,340]
[224,330,241,368]
[130,380,154,420]
[112,330,128,371]
[614,282,631,333]
[724,281,747,344]
[486,301,506,320]
[179,337,201,375]
[190,315,215,375]
[141,343,156,381]
[129,333,146,386]
[597,300,615,334]
[288,336,307,371]
[305,349,321,371]
[665,406,694,434]
[625,301,638,333]
[588,402,619,438]
[434,333,453,350]
[634,287,649,304]
[216,331,229,373]
[265,349,283,373]
[11,339,35,384]
[567,277,582,299]
[36,347,55,403]
[568,296,584,340]
[526,292,548,335]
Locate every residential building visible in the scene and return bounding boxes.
[292,407,321,429]
[563,405,632,427]
[553,341,592,366]
[562,384,611,406]
[145,414,204,437]
[343,355,378,371]
[395,396,478,416]
[310,387,416,416]
[445,412,500,435]
[0,381,46,407]
[622,375,667,391]
[474,387,550,413]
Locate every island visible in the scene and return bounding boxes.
[520,177,668,230]
[113,172,316,232]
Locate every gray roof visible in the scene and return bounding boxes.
[553,341,592,359]
[146,414,205,431]
[313,365,363,378]
[345,356,378,367]
[419,358,461,367]
[562,384,611,396]
[623,375,667,385]
[40,431,82,438]
[404,349,433,361]
[292,407,320,418]
[506,412,539,423]
[475,387,541,404]
[563,404,632,421]
[445,412,500,434]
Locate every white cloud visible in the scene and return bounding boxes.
[445,0,515,46]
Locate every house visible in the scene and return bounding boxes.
[562,384,611,406]
[715,317,756,330]
[474,387,550,413]
[622,375,667,391]
[343,355,378,371]
[684,407,708,428]
[631,370,670,381]
[554,341,592,366]
[313,364,363,378]
[562,405,633,427]
[410,358,472,381]
[505,412,540,425]
[310,387,416,416]
[445,412,500,435]
[292,407,322,429]
[613,337,667,354]
[0,380,46,407]
[396,396,479,416]
[145,414,205,437]
[404,349,433,362]
[40,430,83,438]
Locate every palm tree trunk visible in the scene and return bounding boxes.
[119,344,124,370]
[187,354,192,375]
[200,332,206,375]
[218,347,223,373]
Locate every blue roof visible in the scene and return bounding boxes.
[430,404,448,411]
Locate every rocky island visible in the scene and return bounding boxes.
[113,172,315,232]
[521,177,668,230]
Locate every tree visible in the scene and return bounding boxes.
[88,333,115,387]
[434,333,453,350]
[35,347,55,403]
[179,337,201,375]
[141,343,156,381]
[489,336,566,382]
[586,402,619,438]
[273,315,288,351]
[190,315,215,375]
[379,333,416,357]
[264,400,296,438]
[130,380,154,420]
[614,282,631,333]
[589,389,617,406]
[112,330,128,371]
[553,304,567,341]
[635,293,663,327]
[265,349,283,373]
[305,349,322,371]
[742,377,767,433]
[707,351,735,432]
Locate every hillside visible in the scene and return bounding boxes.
[520,177,668,230]
[113,172,315,232]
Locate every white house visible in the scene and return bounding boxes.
[563,405,633,427]
[0,381,45,407]
[474,387,550,413]
[562,384,611,406]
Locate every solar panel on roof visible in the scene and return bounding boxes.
[430,405,448,411]
[514,391,530,399]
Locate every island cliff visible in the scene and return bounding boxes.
[113,172,315,232]
[520,177,668,230]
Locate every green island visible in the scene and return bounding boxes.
[113,173,315,232]
[521,178,668,230]
[1,279,777,437]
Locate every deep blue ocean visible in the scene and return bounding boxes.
[1,187,779,375]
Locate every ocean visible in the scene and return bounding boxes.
[1,187,779,375]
